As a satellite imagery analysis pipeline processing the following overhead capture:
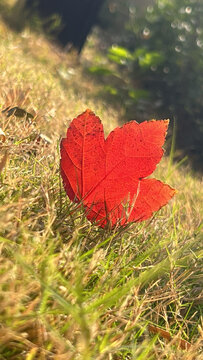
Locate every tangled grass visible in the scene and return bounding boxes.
[0,8,203,359]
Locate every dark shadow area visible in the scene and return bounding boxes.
[3,0,105,53]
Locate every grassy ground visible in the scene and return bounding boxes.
[0,7,203,360]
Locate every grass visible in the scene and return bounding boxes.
[0,5,203,360]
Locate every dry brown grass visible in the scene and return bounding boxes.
[0,9,203,360]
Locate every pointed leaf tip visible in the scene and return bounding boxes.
[60,111,176,228]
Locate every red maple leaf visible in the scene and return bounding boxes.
[60,109,176,227]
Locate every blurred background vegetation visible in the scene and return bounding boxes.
[1,0,203,169]
[98,0,203,168]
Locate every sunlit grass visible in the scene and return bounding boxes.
[0,9,203,360]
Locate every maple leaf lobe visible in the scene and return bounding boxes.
[60,110,176,228]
